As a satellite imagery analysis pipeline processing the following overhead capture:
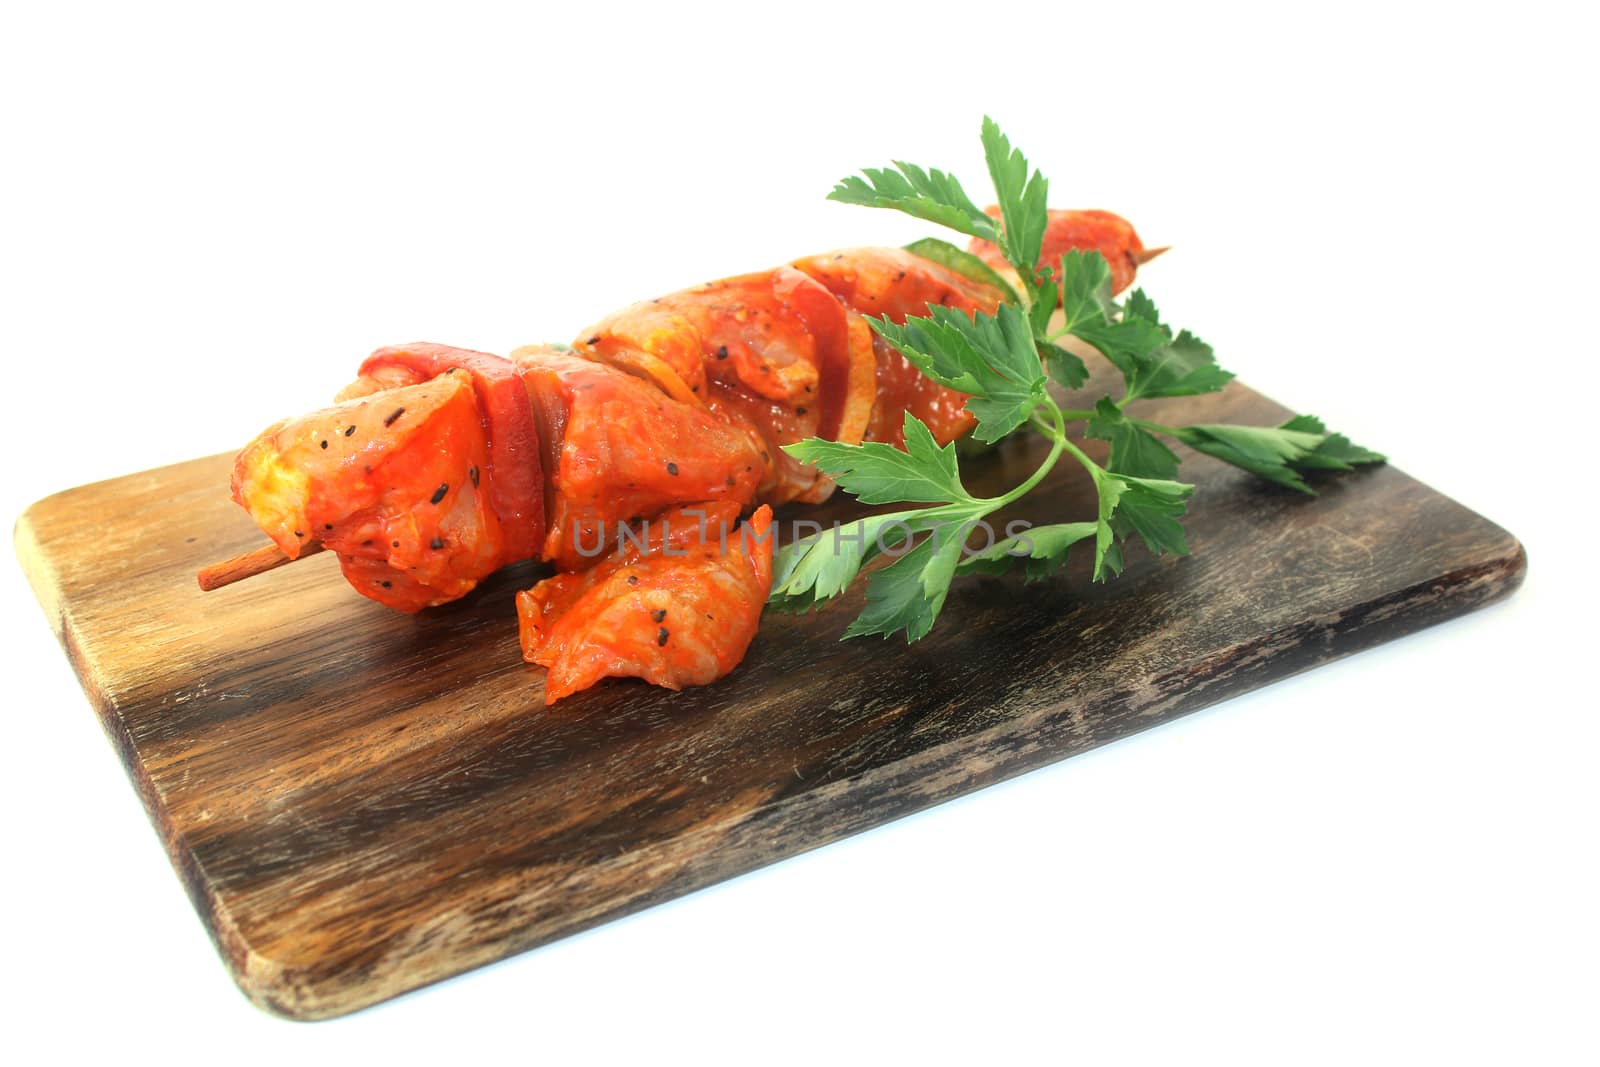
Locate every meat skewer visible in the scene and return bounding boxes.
[206,209,1153,702]
[203,236,1177,591]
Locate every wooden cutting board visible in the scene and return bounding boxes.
[15,366,1524,1020]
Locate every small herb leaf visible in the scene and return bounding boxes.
[980,116,1050,279]
[785,413,969,505]
[830,164,999,242]
[1087,398,1181,480]
[869,303,1047,443]
[1175,419,1385,493]
[959,521,1098,582]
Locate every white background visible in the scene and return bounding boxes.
[2,1,1595,1062]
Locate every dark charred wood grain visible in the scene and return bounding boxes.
[13,371,1525,1020]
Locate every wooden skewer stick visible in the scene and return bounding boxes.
[197,541,325,591]
[198,242,1173,593]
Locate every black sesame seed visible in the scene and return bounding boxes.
[344,425,356,436]
[430,538,444,550]
[656,627,669,646]
[294,530,304,538]
[716,345,728,360]
[381,580,392,588]
[320,440,328,449]
[384,407,405,427]
[392,540,400,548]
[587,335,601,344]
[469,465,480,488]
[430,483,448,505]
[796,406,807,416]
[651,608,667,622]
[627,575,639,586]
[666,462,679,476]
[324,523,334,531]
[725,475,735,487]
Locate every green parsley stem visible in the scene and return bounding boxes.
[1057,434,1101,480]
[1128,415,1181,436]
[984,399,1067,507]
[1025,401,1112,484]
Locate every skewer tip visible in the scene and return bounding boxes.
[1133,245,1171,266]
[197,541,324,591]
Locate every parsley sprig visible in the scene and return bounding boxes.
[776,118,1383,640]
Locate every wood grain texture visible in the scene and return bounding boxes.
[14,368,1525,1020]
